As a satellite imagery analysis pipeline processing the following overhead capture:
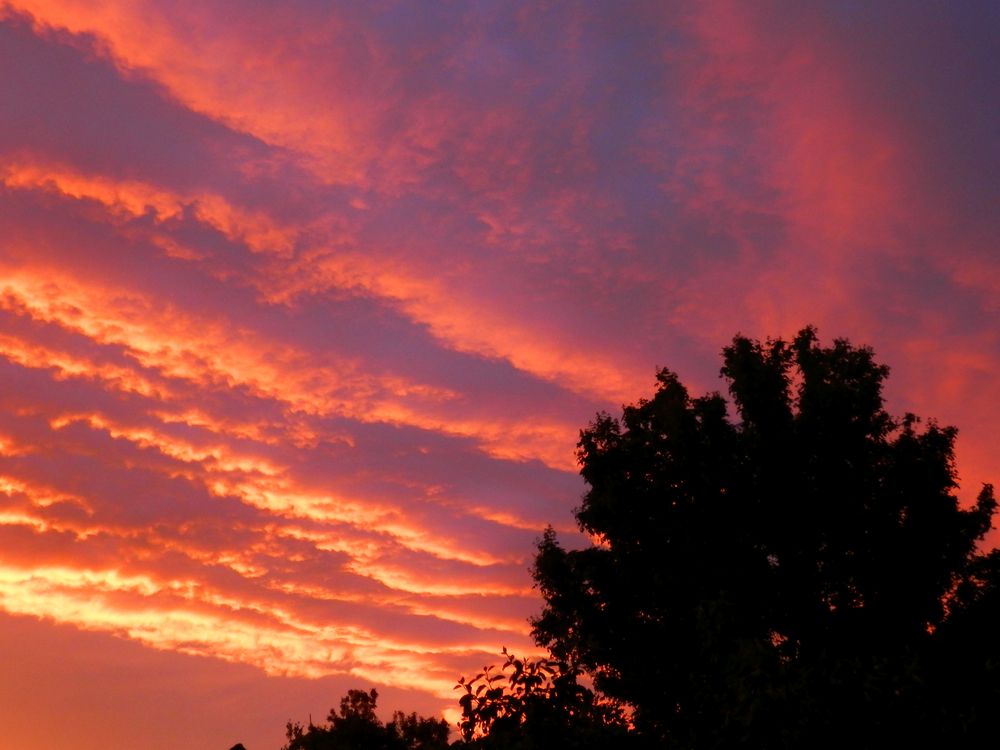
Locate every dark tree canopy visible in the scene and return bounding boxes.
[531,328,997,748]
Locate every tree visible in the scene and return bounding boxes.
[454,648,631,749]
[282,688,449,750]
[531,327,997,747]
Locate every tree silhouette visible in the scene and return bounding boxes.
[282,688,449,750]
[531,327,997,747]
[454,648,631,749]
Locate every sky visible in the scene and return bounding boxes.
[0,1,997,748]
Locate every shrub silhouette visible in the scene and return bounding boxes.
[282,688,449,750]
[455,647,630,748]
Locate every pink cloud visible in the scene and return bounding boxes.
[0,3,996,748]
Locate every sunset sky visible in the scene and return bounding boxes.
[0,2,997,748]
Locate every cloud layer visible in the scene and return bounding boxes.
[0,3,997,748]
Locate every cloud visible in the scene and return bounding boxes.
[0,3,996,748]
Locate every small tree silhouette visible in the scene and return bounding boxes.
[282,688,448,750]
[455,648,630,749]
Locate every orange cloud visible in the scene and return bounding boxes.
[3,6,647,408]
[4,7,994,748]
[0,268,580,469]
[1,158,298,254]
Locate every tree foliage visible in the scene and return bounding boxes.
[531,327,997,747]
[282,688,449,750]
[454,648,631,749]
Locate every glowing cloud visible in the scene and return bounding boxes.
[0,3,996,750]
